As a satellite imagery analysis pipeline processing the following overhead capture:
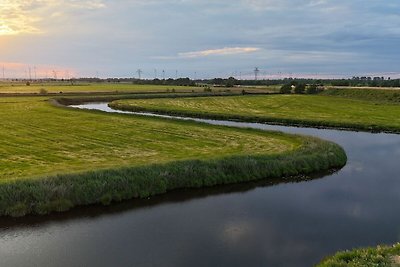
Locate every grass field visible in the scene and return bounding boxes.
[0,81,279,94]
[110,94,400,133]
[0,82,200,94]
[0,96,300,181]
[317,243,400,267]
[0,96,346,216]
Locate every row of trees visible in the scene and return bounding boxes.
[14,76,400,88]
[280,82,323,94]
[200,77,400,88]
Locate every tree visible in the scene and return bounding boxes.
[306,84,318,94]
[226,77,237,87]
[294,83,306,94]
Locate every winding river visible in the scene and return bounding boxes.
[1,102,400,267]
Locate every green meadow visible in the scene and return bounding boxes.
[0,95,346,216]
[110,92,400,133]
[0,96,300,181]
[0,82,199,94]
[0,82,279,94]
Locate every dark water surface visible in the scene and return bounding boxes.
[1,103,400,267]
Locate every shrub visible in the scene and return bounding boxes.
[280,84,292,94]
[306,84,318,94]
[294,83,306,94]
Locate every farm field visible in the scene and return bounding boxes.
[0,82,199,94]
[0,96,302,181]
[0,82,279,94]
[110,93,400,133]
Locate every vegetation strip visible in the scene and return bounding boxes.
[317,243,400,267]
[109,93,400,133]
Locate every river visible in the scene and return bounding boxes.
[1,102,399,267]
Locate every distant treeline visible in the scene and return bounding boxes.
[103,76,400,88]
[8,76,400,88]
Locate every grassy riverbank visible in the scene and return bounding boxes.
[0,96,346,216]
[110,94,400,133]
[317,243,400,267]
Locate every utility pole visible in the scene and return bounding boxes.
[154,69,157,79]
[254,67,260,81]
[52,70,58,80]
[137,69,142,80]
[175,70,178,79]
[28,67,32,81]
[2,65,4,80]
[162,70,165,80]
[34,66,37,80]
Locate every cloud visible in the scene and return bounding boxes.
[178,47,260,58]
[0,0,106,36]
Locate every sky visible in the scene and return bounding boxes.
[0,0,399,79]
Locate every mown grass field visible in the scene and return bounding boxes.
[0,82,279,94]
[0,96,300,181]
[0,82,200,94]
[317,243,400,267]
[110,93,400,133]
[0,95,346,216]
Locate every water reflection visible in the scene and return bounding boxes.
[1,103,400,267]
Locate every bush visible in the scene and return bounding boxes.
[294,83,306,94]
[39,88,48,94]
[306,84,318,94]
[280,84,292,94]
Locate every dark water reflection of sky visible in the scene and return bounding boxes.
[1,103,400,267]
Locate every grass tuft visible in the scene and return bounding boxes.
[317,243,400,267]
